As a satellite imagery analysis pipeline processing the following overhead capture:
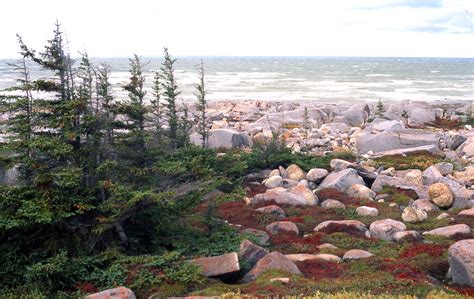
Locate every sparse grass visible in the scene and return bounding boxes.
[373,152,444,170]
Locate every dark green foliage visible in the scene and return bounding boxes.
[195,60,209,147]
[160,47,180,148]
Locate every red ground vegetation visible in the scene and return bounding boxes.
[217,201,263,230]
[296,260,346,280]
[383,262,425,281]
[399,243,445,258]
[74,282,97,293]
[271,232,325,254]
[317,222,369,237]
[450,286,474,297]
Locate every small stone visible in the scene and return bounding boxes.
[412,199,440,212]
[286,164,306,181]
[356,206,379,217]
[404,169,423,185]
[321,199,346,209]
[286,253,342,263]
[330,159,353,171]
[429,183,454,208]
[422,166,443,185]
[266,221,299,235]
[241,252,301,283]
[402,207,428,223]
[369,219,406,241]
[346,184,376,199]
[317,243,339,250]
[437,212,451,219]
[269,169,280,178]
[86,287,135,299]
[342,249,373,261]
[256,205,286,218]
[306,168,329,182]
[435,162,454,176]
[270,277,290,284]
[265,175,283,188]
[314,220,369,237]
[393,230,422,243]
[459,208,474,217]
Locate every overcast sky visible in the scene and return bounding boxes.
[0,0,473,58]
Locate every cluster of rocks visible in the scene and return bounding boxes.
[187,100,473,164]
[182,160,473,289]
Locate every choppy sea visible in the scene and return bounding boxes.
[0,56,472,102]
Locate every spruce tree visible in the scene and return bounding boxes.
[195,60,209,147]
[159,47,180,149]
[376,98,385,118]
[117,54,148,169]
[178,102,193,147]
[151,71,163,144]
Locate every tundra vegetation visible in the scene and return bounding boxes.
[1,22,474,298]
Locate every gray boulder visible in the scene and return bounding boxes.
[191,129,251,148]
[316,168,365,193]
[448,239,474,286]
[239,239,269,268]
[369,219,406,242]
[371,175,429,198]
[356,129,439,154]
[241,252,301,283]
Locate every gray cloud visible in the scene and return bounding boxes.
[407,11,473,33]
[357,0,443,10]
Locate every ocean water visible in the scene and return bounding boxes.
[0,56,473,102]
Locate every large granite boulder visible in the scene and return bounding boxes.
[355,129,439,154]
[241,252,301,283]
[86,287,136,299]
[319,122,351,134]
[422,166,443,185]
[190,252,240,277]
[407,107,435,127]
[448,239,474,286]
[341,103,370,126]
[191,129,251,149]
[371,175,429,198]
[316,168,365,193]
[253,108,328,129]
[364,118,405,133]
[457,137,474,158]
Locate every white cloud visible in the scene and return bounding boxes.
[0,0,472,58]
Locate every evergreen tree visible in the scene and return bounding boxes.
[117,54,148,169]
[302,106,310,152]
[376,98,385,118]
[178,102,193,147]
[159,47,180,148]
[195,60,209,147]
[151,71,163,143]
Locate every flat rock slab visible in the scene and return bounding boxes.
[266,221,299,235]
[448,239,474,286]
[86,287,136,299]
[286,253,342,263]
[241,251,301,283]
[459,208,474,217]
[423,224,471,238]
[371,175,429,199]
[371,144,443,158]
[190,252,240,277]
[343,249,374,261]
